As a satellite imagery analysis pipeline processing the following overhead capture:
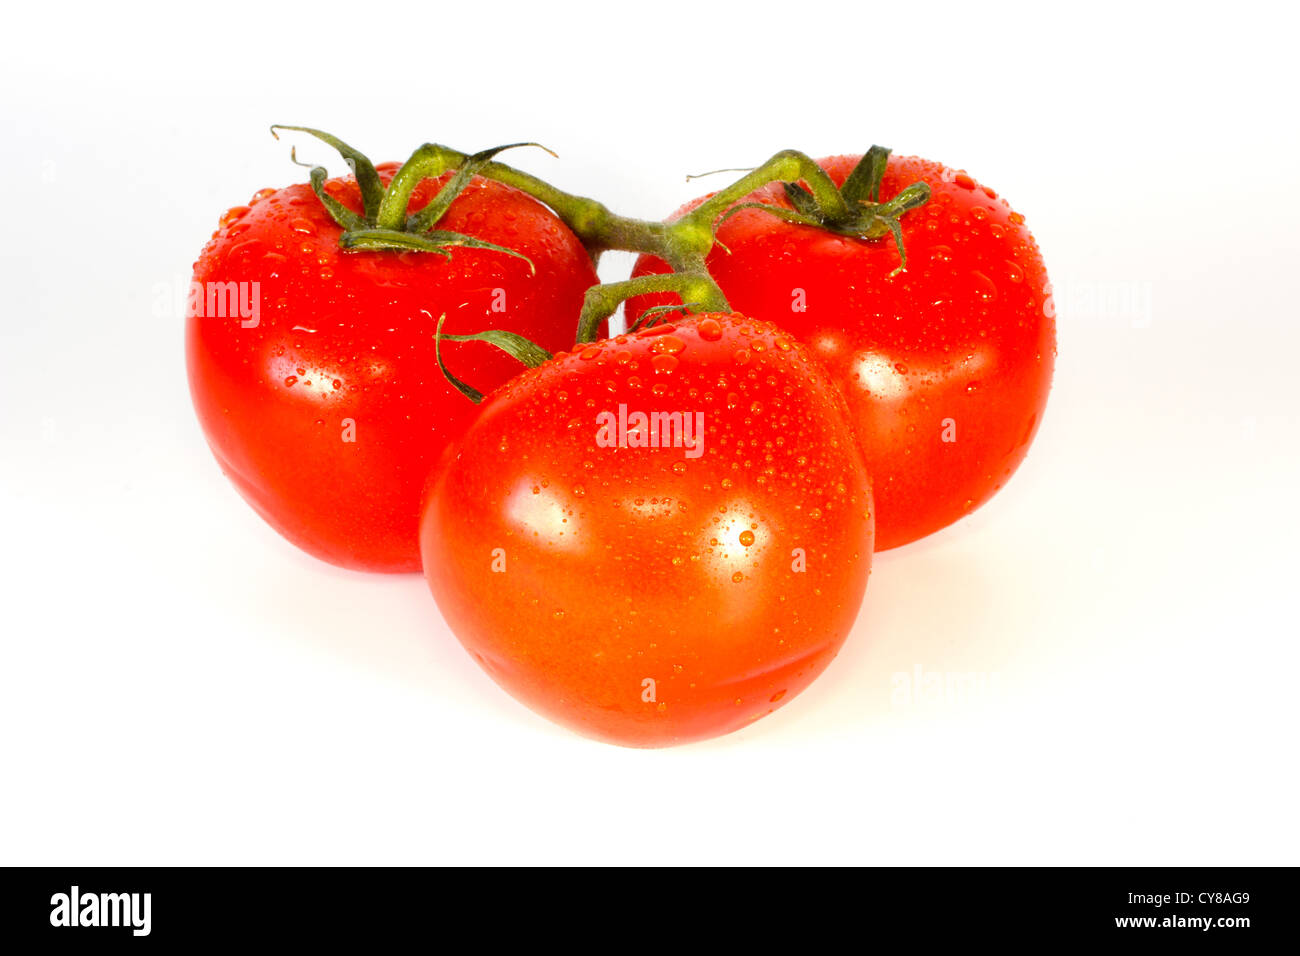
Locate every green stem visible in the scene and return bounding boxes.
[273,128,931,356]
[681,150,851,233]
[576,273,728,345]
[412,147,869,344]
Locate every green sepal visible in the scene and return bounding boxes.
[405,143,555,235]
[840,145,892,205]
[304,160,367,231]
[628,302,699,332]
[271,125,385,220]
[433,314,551,405]
[716,201,824,231]
[783,182,821,218]
[339,228,536,273]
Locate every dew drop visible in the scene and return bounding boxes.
[970,270,998,302]
[651,354,679,375]
[650,335,686,355]
[697,317,723,341]
[219,205,250,228]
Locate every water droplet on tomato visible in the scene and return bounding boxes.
[731,571,745,583]
[970,270,998,301]
[739,530,755,546]
[219,206,250,228]
[650,335,686,355]
[697,317,723,341]
[651,354,679,375]
[283,376,298,387]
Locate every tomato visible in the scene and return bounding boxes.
[627,155,1055,550]
[186,163,599,572]
[420,312,873,747]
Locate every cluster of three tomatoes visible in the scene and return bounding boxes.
[186,154,1054,747]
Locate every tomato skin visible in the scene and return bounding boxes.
[628,156,1055,550]
[187,164,598,572]
[420,313,873,747]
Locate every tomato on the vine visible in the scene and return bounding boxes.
[628,155,1055,550]
[187,162,598,572]
[420,313,873,747]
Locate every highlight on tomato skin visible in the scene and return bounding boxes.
[627,155,1056,551]
[420,313,875,747]
[185,163,599,572]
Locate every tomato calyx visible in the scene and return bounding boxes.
[270,126,544,272]
[718,146,931,274]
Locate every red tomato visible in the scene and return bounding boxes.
[628,155,1055,550]
[187,164,598,572]
[420,313,874,747]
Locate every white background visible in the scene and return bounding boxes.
[2,0,1296,865]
